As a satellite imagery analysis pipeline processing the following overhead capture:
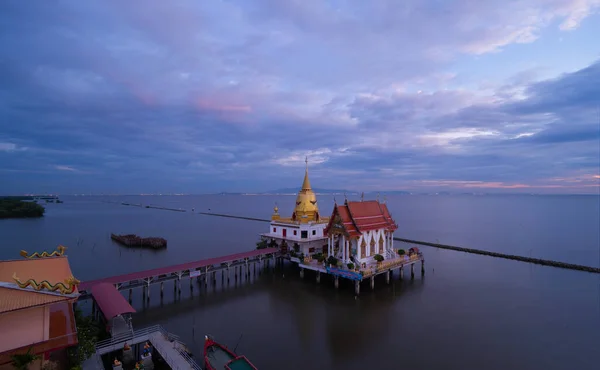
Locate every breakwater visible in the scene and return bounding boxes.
[394,237,600,274]
[195,211,270,223]
[109,202,599,273]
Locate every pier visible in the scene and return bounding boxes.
[79,247,279,300]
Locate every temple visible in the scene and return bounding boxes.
[262,157,329,256]
[0,246,79,370]
[324,198,398,267]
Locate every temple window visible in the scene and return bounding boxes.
[312,230,316,235]
[301,231,308,239]
[309,247,315,253]
[273,228,276,232]
[293,230,297,235]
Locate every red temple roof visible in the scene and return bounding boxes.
[324,200,398,237]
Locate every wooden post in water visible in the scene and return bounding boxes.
[399,267,403,280]
[386,270,391,284]
[334,276,339,289]
[411,264,415,279]
[421,260,425,276]
[300,268,305,279]
[370,276,375,290]
[160,282,164,298]
[355,280,360,295]
[316,271,321,283]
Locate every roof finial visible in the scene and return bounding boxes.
[383,195,387,204]
[361,192,365,202]
[305,156,308,172]
[333,196,337,205]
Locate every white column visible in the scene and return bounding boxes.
[328,237,331,256]
[346,240,350,263]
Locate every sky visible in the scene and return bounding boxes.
[0,0,599,195]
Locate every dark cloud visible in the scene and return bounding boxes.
[0,0,599,194]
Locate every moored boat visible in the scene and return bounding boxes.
[204,335,258,370]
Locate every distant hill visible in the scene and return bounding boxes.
[263,188,412,195]
[264,188,358,194]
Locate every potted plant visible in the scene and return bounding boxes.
[373,254,384,264]
[397,249,406,255]
[347,263,354,270]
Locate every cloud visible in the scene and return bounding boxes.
[54,165,78,172]
[0,0,599,194]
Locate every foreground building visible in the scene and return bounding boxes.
[324,198,398,267]
[0,246,79,370]
[262,158,329,256]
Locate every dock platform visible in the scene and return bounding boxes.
[294,252,425,294]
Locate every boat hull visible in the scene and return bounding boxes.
[203,337,258,370]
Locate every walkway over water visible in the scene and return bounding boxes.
[78,248,279,298]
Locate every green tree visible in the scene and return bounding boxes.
[67,308,103,368]
[11,347,39,370]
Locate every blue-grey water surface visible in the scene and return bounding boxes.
[0,194,599,370]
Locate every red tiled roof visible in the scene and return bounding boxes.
[0,287,72,313]
[91,283,136,320]
[325,200,397,237]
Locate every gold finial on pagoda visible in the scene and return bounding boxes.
[20,245,67,259]
[361,192,365,202]
[271,202,280,221]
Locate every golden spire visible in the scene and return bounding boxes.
[301,156,311,190]
[293,156,319,223]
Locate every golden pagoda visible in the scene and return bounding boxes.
[264,157,329,256]
[291,157,320,223]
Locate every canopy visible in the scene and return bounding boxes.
[91,282,136,320]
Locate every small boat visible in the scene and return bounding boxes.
[203,335,258,370]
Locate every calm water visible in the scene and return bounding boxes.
[1,195,599,370]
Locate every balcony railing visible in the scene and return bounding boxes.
[0,332,78,365]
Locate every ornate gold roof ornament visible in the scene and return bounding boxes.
[12,273,80,295]
[20,245,67,259]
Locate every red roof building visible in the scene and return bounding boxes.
[324,199,398,264]
[0,248,79,368]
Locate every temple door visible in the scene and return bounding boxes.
[283,229,287,237]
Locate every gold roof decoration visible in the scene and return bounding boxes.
[20,245,67,259]
[12,272,80,295]
[292,157,320,223]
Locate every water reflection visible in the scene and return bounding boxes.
[267,267,426,361]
